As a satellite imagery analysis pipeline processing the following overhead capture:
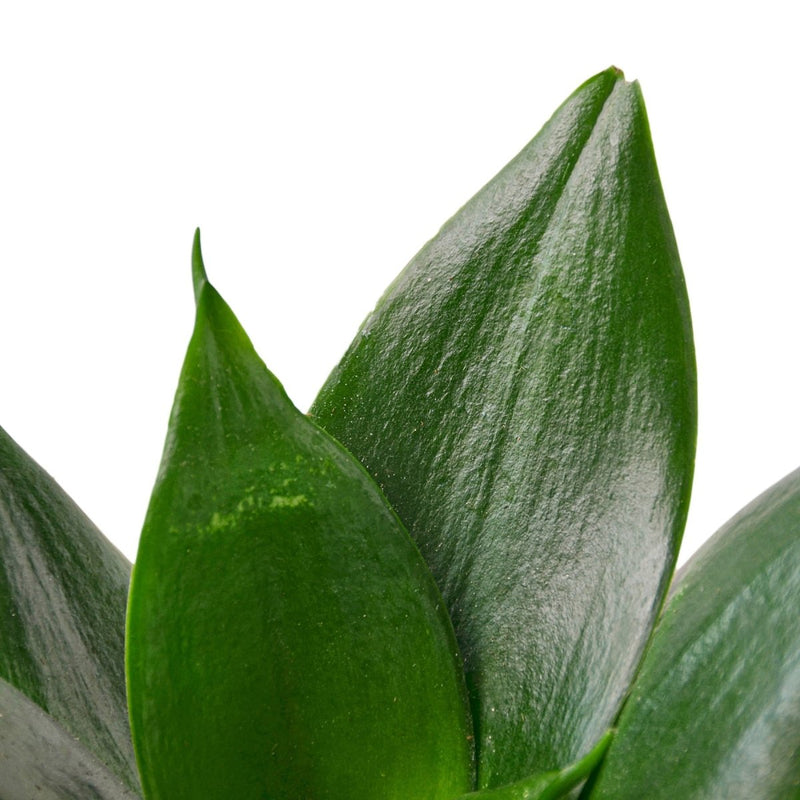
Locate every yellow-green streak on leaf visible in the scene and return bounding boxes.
[125,234,474,800]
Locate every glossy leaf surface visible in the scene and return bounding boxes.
[311,68,696,787]
[587,467,800,799]
[125,233,474,800]
[0,425,139,792]
[458,731,612,800]
[0,677,138,800]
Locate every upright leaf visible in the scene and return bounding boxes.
[125,233,474,800]
[311,68,696,787]
[0,424,139,792]
[0,677,139,800]
[586,467,800,799]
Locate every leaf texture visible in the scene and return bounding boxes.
[311,68,696,787]
[0,424,139,792]
[458,731,612,800]
[0,677,139,800]
[587,467,800,799]
[125,233,474,800]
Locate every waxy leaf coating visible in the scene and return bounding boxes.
[125,233,474,800]
[311,68,696,787]
[0,425,139,793]
[587,466,800,799]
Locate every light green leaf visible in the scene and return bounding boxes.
[586,467,800,799]
[0,677,139,800]
[125,232,474,800]
[0,424,139,793]
[311,67,696,787]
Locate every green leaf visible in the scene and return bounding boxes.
[125,232,474,800]
[310,67,696,788]
[586,467,800,799]
[0,424,139,793]
[458,731,613,800]
[0,677,139,800]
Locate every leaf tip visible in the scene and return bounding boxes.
[608,65,625,80]
[191,228,208,303]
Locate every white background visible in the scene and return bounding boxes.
[1,2,797,564]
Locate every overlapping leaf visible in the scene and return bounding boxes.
[0,677,138,800]
[0,424,139,793]
[311,67,696,787]
[586,467,800,799]
[125,233,474,799]
[458,731,612,800]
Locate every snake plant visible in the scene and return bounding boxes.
[1,67,797,800]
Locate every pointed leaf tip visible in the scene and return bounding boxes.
[127,247,474,799]
[191,228,207,302]
[311,68,695,787]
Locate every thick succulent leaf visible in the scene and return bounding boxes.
[0,424,139,792]
[458,732,612,800]
[125,232,474,800]
[310,67,696,788]
[0,677,139,800]
[586,467,800,799]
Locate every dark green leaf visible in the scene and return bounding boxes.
[0,424,139,792]
[310,67,696,787]
[458,731,612,800]
[125,232,474,800]
[586,467,800,799]
[0,677,139,800]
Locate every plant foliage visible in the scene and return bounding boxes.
[0,67,797,800]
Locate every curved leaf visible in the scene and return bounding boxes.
[125,232,474,800]
[311,67,696,787]
[586,467,800,799]
[458,731,612,800]
[0,424,139,792]
[0,677,139,800]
